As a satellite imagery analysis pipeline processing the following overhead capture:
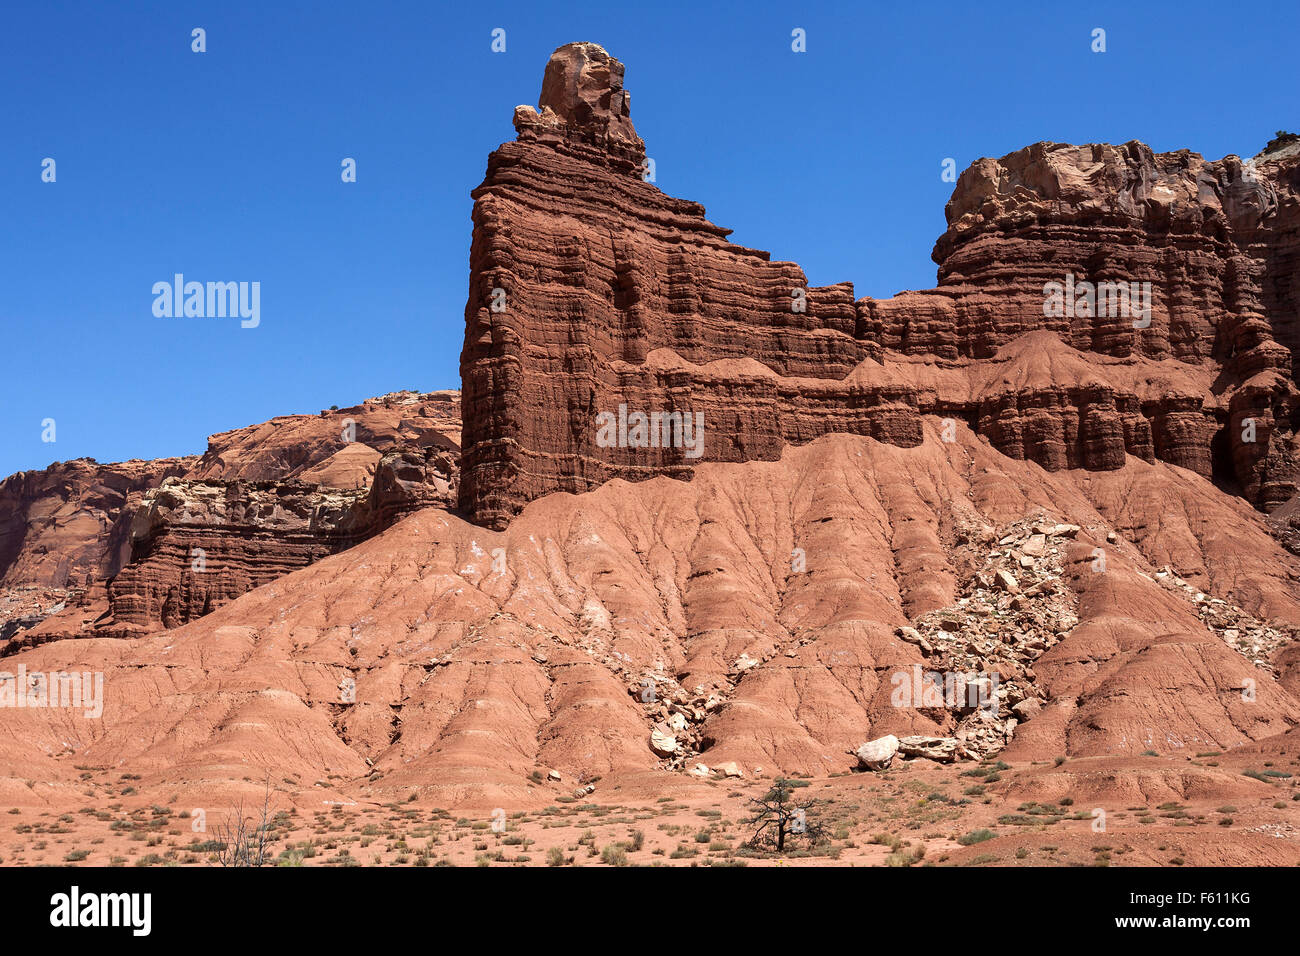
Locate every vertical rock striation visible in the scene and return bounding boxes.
[459,44,1300,526]
[459,42,894,528]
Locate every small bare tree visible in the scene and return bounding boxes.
[214,779,277,867]
[745,778,825,852]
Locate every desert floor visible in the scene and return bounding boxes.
[5,752,1300,867]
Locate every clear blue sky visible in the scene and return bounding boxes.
[3,0,1296,478]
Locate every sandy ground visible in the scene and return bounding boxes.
[6,754,1299,867]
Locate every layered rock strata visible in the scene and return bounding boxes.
[1,393,462,638]
[871,139,1300,509]
[0,457,195,590]
[459,42,1300,527]
[106,479,368,630]
[106,446,457,629]
[459,42,890,528]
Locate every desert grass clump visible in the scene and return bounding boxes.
[600,844,629,867]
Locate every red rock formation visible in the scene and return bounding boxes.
[1,392,461,589]
[106,423,459,631]
[459,44,1300,526]
[5,43,1300,826]
[460,43,886,528]
[1,392,463,640]
[189,390,461,484]
[105,479,368,631]
[6,428,1300,802]
[0,457,196,590]
[864,140,1300,507]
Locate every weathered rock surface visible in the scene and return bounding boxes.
[1,392,462,640]
[190,391,460,484]
[863,139,1300,510]
[855,734,900,771]
[4,41,1300,820]
[897,735,967,762]
[5,426,1299,802]
[0,457,195,590]
[460,42,904,528]
[459,43,1300,526]
[104,479,368,631]
[105,445,458,630]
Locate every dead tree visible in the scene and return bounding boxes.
[745,778,825,852]
[214,779,277,867]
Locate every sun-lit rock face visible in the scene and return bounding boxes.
[460,45,1300,528]
[1,393,462,638]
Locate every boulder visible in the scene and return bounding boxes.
[897,735,966,762]
[855,734,900,771]
[649,727,678,757]
[1012,698,1042,721]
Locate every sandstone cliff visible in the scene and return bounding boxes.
[0,457,195,591]
[105,446,456,631]
[102,392,461,630]
[868,138,1300,509]
[459,43,1300,527]
[1,392,462,642]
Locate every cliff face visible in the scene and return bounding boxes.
[0,456,192,649]
[103,395,460,631]
[104,479,366,631]
[459,43,1300,527]
[0,457,196,590]
[1,393,462,641]
[0,392,461,591]
[105,446,457,630]
[459,42,895,528]
[7,41,1300,816]
[870,140,1300,509]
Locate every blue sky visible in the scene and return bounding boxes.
[3,0,1297,477]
